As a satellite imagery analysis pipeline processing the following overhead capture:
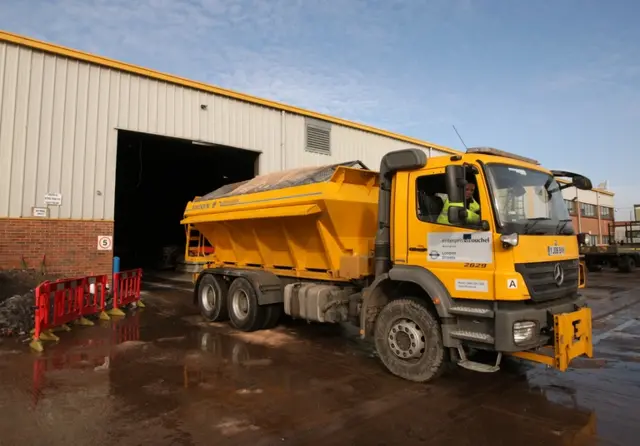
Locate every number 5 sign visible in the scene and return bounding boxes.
[97,235,113,251]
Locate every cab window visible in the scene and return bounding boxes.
[415,171,481,226]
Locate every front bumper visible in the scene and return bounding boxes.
[509,306,593,371]
[449,295,594,372]
[494,297,586,350]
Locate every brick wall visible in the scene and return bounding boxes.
[570,215,613,244]
[0,218,113,276]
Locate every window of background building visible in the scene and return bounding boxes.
[588,234,599,245]
[580,203,596,217]
[600,206,612,219]
[601,235,610,245]
[564,199,576,215]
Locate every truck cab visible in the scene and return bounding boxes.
[365,147,593,380]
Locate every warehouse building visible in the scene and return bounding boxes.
[0,31,462,276]
[0,31,616,276]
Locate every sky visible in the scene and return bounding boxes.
[1,0,638,219]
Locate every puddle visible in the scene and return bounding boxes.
[0,290,637,445]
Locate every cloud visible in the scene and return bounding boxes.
[0,0,473,135]
[537,46,640,95]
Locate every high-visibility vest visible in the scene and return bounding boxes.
[437,198,480,225]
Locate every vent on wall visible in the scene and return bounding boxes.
[305,118,331,155]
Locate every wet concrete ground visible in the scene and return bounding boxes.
[0,269,639,445]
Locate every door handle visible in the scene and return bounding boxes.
[409,246,427,252]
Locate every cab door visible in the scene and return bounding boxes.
[407,166,496,300]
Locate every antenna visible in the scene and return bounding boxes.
[452,125,468,150]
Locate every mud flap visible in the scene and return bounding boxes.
[510,307,593,371]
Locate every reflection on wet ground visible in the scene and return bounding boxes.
[0,272,638,446]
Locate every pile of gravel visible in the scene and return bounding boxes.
[0,269,54,337]
[0,290,36,336]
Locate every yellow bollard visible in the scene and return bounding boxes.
[73,317,94,326]
[107,307,126,317]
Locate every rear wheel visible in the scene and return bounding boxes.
[197,274,229,322]
[374,297,447,383]
[227,277,266,331]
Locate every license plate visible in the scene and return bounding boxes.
[548,245,565,256]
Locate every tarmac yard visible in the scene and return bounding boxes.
[0,270,639,446]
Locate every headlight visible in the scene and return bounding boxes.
[513,321,537,344]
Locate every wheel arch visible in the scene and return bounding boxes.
[360,265,454,338]
[195,268,283,305]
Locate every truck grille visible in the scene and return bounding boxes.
[514,259,579,302]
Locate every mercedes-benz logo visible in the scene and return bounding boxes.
[553,263,564,287]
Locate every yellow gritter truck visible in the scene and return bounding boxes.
[181,147,594,382]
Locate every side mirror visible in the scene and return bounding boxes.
[572,176,592,191]
[448,206,467,225]
[445,165,466,203]
[577,233,587,245]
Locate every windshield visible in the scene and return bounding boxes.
[485,163,574,235]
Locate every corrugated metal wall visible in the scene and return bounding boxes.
[0,41,446,220]
[282,114,448,170]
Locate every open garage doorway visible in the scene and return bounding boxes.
[114,130,259,272]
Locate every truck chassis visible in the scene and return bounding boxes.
[582,222,640,273]
[193,264,592,383]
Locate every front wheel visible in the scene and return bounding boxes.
[374,297,447,383]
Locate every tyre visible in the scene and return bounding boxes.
[618,256,636,273]
[262,304,283,330]
[227,277,266,331]
[197,274,229,322]
[374,297,447,383]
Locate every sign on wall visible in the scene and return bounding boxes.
[44,192,62,206]
[427,231,493,264]
[97,235,113,251]
[31,206,49,218]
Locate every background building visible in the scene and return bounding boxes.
[561,180,615,245]
[0,31,616,275]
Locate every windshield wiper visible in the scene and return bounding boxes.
[555,218,573,235]
[522,217,551,234]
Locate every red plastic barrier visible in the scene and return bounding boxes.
[50,275,107,327]
[111,269,143,313]
[32,281,52,347]
[31,275,109,351]
[50,279,82,328]
[80,275,108,316]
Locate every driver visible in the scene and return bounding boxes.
[437,182,481,225]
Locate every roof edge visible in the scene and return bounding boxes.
[556,178,614,196]
[0,29,462,156]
